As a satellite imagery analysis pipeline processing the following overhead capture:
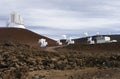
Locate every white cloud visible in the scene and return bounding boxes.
[0,0,120,38]
[24,9,120,30]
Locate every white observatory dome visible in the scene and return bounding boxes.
[11,25,25,29]
[7,12,25,29]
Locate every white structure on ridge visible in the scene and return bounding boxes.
[57,40,62,45]
[66,37,75,45]
[87,35,117,44]
[95,36,117,43]
[87,37,95,44]
[96,36,110,43]
[38,38,48,47]
[7,12,25,29]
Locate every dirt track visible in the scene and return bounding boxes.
[45,46,64,52]
[28,68,120,79]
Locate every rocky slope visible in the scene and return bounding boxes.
[0,42,120,79]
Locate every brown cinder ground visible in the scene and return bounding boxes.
[0,42,120,79]
[0,28,57,47]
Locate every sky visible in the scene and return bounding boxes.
[0,0,120,40]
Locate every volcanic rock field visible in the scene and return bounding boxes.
[0,41,120,79]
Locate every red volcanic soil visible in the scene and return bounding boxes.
[0,27,57,47]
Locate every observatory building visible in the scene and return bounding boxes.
[0,12,57,47]
[7,12,25,29]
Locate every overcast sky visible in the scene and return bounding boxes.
[0,0,120,39]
